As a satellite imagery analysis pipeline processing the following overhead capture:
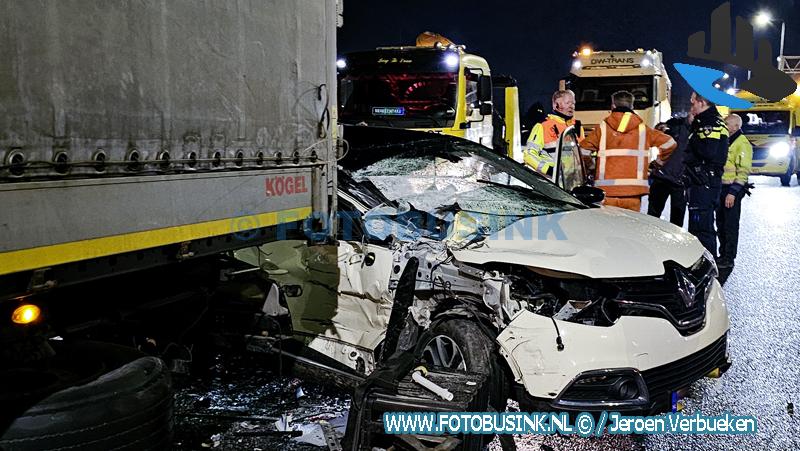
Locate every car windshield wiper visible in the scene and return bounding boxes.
[476,179,585,209]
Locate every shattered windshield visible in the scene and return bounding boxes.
[343,137,583,243]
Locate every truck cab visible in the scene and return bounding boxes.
[338,33,523,161]
[564,49,672,132]
[729,87,800,186]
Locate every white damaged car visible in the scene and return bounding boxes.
[236,126,730,414]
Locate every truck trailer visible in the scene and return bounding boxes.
[0,1,339,448]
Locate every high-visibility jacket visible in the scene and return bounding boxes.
[528,113,585,154]
[722,130,752,195]
[523,113,583,175]
[580,110,676,197]
[522,146,555,175]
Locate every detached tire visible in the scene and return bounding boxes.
[0,341,173,451]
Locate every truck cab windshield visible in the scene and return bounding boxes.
[571,75,654,111]
[740,110,791,135]
[339,49,459,127]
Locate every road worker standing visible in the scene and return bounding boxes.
[524,90,585,175]
[580,90,677,211]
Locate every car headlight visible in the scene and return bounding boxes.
[769,141,790,158]
[702,249,718,278]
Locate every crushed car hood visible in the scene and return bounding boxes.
[451,207,705,278]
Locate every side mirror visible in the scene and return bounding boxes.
[479,102,493,116]
[478,75,492,102]
[570,185,605,206]
[791,128,800,137]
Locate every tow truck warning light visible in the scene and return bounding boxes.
[372,107,406,116]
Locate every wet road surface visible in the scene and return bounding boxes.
[174,176,800,450]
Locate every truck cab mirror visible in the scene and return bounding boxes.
[478,75,492,102]
[570,185,605,206]
[479,102,493,116]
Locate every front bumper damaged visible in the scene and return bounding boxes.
[497,280,731,415]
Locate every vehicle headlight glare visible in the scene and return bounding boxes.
[444,53,459,68]
[769,141,790,158]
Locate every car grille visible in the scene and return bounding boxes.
[610,259,715,336]
[642,333,727,396]
[555,334,728,406]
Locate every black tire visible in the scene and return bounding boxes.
[781,160,795,186]
[421,319,509,410]
[0,340,173,451]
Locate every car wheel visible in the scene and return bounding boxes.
[421,319,509,409]
[0,340,173,451]
[781,160,795,186]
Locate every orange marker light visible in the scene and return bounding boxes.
[12,304,40,325]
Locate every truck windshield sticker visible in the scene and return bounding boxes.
[372,107,406,116]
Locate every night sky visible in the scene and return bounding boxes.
[337,0,799,114]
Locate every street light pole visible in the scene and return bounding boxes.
[778,21,786,69]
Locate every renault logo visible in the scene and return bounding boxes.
[675,270,697,308]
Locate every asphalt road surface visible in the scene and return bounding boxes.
[174,175,800,450]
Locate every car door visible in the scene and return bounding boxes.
[552,125,587,192]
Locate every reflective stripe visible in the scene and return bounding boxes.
[595,178,650,187]
[599,121,608,180]
[659,137,677,149]
[543,140,559,149]
[617,112,632,132]
[602,149,649,157]
[637,123,646,181]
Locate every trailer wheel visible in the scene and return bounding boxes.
[0,340,172,451]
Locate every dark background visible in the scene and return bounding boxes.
[337,0,799,115]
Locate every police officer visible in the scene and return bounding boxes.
[647,114,692,226]
[684,91,729,255]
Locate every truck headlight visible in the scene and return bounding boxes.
[769,141,790,158]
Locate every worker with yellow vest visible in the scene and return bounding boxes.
[523,90,585,175]
[715,113,752,274]
[579,91,677,212]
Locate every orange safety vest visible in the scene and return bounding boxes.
[594,120,650,197]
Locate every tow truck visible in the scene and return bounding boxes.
[728,55,800,186]
[562,47,672,131]
[337,32,524,162]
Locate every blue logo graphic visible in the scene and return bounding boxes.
[673,64,752,109]
[675,2,795,109]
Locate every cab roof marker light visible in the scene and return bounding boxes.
[572,60,582,70]
[444,53,459,68]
